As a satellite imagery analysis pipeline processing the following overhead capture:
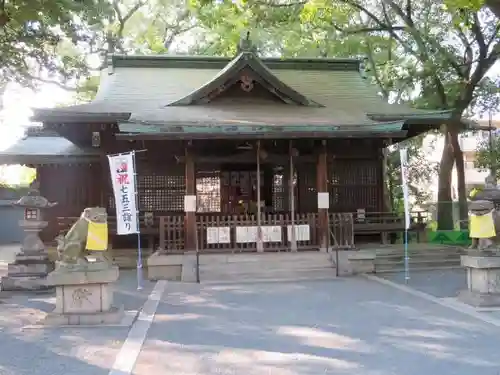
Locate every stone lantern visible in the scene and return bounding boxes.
[1,182,57,291]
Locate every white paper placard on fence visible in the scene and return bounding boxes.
[184,195,197,212]
[218,227,230,243]
[287,224,310,242]
[262,226,282,242]
[108,152,138,235]
[236,226,258,243]
[206,227,219,244]
[317,192,330,209]
[207,227,231,244]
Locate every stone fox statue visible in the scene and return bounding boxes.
[55,207,112,267]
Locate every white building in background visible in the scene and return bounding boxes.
[423,119,500,202]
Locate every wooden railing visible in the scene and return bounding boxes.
[192,213,319,253]
[56,209,428,252]
[329,213,355,249]
[158,215,184,252]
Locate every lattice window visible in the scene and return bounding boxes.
[136,173,185,212]
[196,171,221,212]
[328,160,380,212]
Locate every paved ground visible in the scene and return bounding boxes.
[381,269,467,299]
[2,244,500,375]
[132,278,500,375]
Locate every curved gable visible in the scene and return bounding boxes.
[166,52,324,107]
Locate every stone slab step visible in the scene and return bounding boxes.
[375,260,461,273]
[198,252,331,265]
[375,264,462,273]
[200,267,337,283]
[199,259,333,272]
[376,250,463,258]
[376,255,461,264]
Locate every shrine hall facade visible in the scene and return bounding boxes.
[0,44,466,254]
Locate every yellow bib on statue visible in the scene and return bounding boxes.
[86,222,108,251]
[469,212,496,239]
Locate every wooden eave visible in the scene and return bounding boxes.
[31,109,131,124]
[0,130,101,166]
[166,52,324,107]
[0,155,100,166]
[116,121,409,140]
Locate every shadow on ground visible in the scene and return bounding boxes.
[0,269,153,375]
[133,277,500,375]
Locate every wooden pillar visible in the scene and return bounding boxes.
[256,140,263,252]
[317,140,329,252]
[381,139,392,244]
[184,145,197,251]
[289,140,297,252]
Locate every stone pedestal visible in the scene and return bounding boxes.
[43,264,123,326]
[458,255,500,307]
[1,220,54,292]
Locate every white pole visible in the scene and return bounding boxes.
[289,141,297,252]
[131,151,143,290]
[256,141,263,252]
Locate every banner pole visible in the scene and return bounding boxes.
[400,148,410,284]
[131,151,143,290]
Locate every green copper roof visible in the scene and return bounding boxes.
[117,121,408,139]
[0,127,100,165]
[110,54,361,71]
[167,51,323,107]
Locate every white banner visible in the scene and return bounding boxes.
[399,148,410,230]
[108,152,139,235]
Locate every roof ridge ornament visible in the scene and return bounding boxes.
[237,31,257,55]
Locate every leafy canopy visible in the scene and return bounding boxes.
[0,0,113,88]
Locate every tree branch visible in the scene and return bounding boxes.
[470,12,488,60]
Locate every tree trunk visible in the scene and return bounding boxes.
[450,129,468,229]
[382,146,392,212]
[437,132,455,230]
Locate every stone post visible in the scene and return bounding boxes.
[459,254,500,307]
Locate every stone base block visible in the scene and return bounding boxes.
[8,261,54,275]
[335,250,376,276]
[147,252,182,281]
[54,282,114,314]
[458,290,500,307]
[43,306,124,326]
[459,255,500,307]
[1,275,53,292]
[181,252,198,283]
[47,264,119,286]
[43,265,121,326]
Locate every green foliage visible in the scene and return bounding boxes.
[0,0,113,88]
[386,135,439,212]
[475,132,500,180]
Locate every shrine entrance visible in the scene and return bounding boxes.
[196,163,286,215]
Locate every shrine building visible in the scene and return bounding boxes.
[0,38,469,261]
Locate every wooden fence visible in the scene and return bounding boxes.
[56,210,428,252]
